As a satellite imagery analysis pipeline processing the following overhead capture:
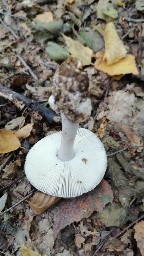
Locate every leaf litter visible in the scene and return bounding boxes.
[0,0,144,255]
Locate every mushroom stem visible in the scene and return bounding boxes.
[58,113,79,161]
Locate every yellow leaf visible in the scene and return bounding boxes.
[62,34,92,65]
[33,11,53,23]
[15,123,33,139]
[103,22,127,65]
[20,245,41,256]
[0,129,20,154]
[134,221,144,256]
[95,54,139,76]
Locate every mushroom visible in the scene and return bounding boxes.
[25,58,107,198]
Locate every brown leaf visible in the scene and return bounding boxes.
[33,11,53,24]
[47,180,113,238]
[0,129,21,153]
[15,123,33,139]
[134,221,144,256]
[121,124,143,151]
[29,192,60,214]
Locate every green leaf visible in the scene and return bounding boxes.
[45,42,70,62]
[78,29,104,53]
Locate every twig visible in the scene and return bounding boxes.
[125,17,144,23]
[122,27,135,39]
[113,214,144,239]
[0,174,25,194]
[107,147,128,157]
[93,229,114,256]
[17,55,38,80]
[0,190,34,216]
[0,153,13,173]
[0,84,57,124]
[0,17,19,39]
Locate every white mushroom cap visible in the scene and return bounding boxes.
[25,128,107,198]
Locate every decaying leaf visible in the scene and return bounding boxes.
[103,22,127,65]
[5,116,25,130]
[2,159,22,179]
[97,0,118,21]
[0,193,7,212]
[47,180,113,238]
[95,202,127,227]
[29,192,60,214]
[62,34,93,65]
[15,123,33,139]
[95,53,139,76]
[20,244,41,256]
[33,11,53,23]
[0,129,21,153]
[134,221,144,256]
[107,90,135,123]
[121,124,143,151]
[46,42,70,62]
[135,0,144,11]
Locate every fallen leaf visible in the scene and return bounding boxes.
[29,192,60,214]
[75,234,85,248]
[62,34,92,65]
[78,29,104,53]
[135,0,144,11]
[33,11,53,23]
[97,0,118,21]
[0,129,21,153]
[2,159,22,179]
[103,22,127,65]
[121,124,143,151]
[48,180,113,238]
[95,53,139,76]
[20,244,41,256]
[15,123,33,139]
[46,42,70,62]
[5,116,25,130]
[134,221,144,256]
[0,193,7,212]
[107,90,135,123]
[96,117,107,138]
[95,202,127,227]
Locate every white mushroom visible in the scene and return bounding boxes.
[25,58,107,198]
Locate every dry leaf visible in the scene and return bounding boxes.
[33,11,53,23]
[2,159,21,179]
[15,123,33,139]
[62,34,92,65]
[121,124,143,151]
[0,193,7,212]
[95,54,139,76]
[5,116,25,130]
[20,244,41,256]
[97,0,111,19]
[29,192,60,214]
[0,129,21,153]
[134,221,144,256]
[47,180,113,238]
[103,22,127,64]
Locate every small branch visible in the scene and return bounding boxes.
[17,55,38,80]
[107,147,128,157]
[113,214,144,239]
[0,174,25,194]
[0,153,13,173]
[125,17,144,23]
[0,190,34,216]
[0,17,19,39]
[0,84,57,124]
[122,27,135,39]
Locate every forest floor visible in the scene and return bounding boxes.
[0,0,144,255]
